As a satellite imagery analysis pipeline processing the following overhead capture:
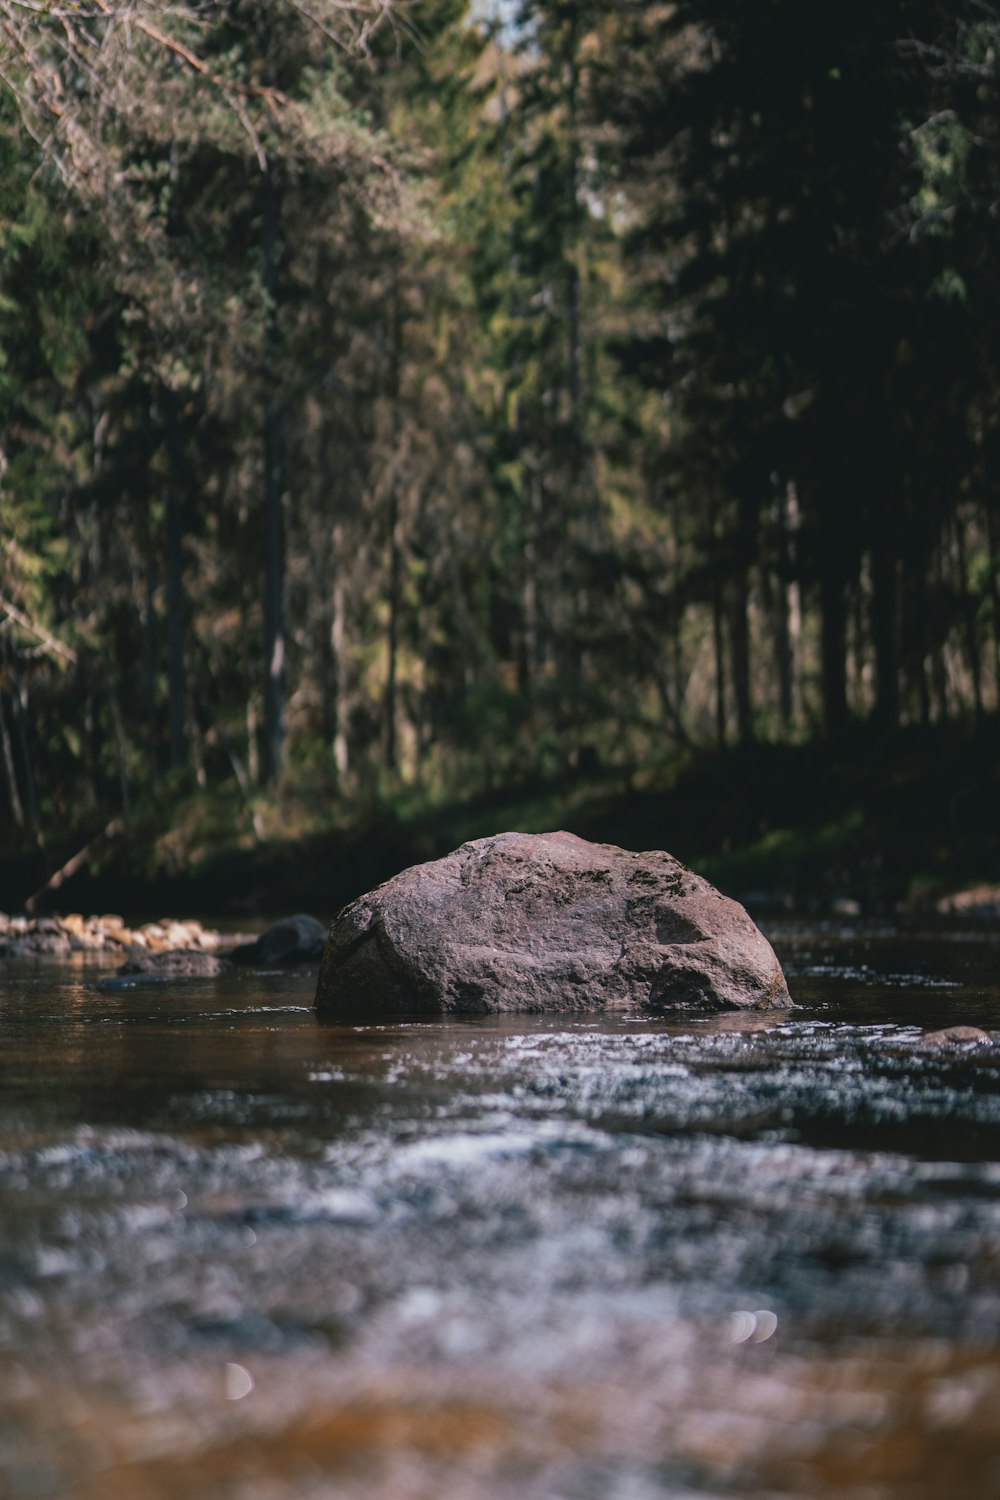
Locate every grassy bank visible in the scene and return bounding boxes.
[2,719,997,920]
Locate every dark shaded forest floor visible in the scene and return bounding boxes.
[2,719,998,922]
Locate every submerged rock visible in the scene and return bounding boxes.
[919,1025,997,1048]
[229,914,327,968]
[315,831,791,1018]
[118,949,234,978]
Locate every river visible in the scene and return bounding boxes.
[1,921,999,1499]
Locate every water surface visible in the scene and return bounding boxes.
[1,923,999,1499]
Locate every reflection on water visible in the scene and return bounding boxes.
[1,924,999,1498]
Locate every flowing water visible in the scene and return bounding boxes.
[1,922,1000,1500]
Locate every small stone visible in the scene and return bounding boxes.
[163,922,195,948]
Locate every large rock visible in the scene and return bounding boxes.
[314,831,791,1017]
[229,914,327,967]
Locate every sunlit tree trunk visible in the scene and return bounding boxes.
[730,570,753,745]
[952,510,983,721]
[330,543,350,782]
[712,584,727,751]
[820,570,848,738]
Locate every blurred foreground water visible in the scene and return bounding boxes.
[1,922,999,1500]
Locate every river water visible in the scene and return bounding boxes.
[1,922,999,1500]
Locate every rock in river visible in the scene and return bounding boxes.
[314,831,791,1017]
[229,914,328,967]
[919,1025,997,1048]
[117,949,234,978]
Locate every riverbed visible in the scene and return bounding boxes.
[1,922,999,1499]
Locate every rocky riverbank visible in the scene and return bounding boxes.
[931,883,1000,918]
[0,912,255,960]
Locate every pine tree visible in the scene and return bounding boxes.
[605,0,968,741]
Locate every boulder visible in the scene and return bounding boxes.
[314,831,791,1018]
[229,913,327,968]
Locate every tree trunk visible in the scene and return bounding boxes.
[952,510,983,722]
[712,583,727,751]
[0,679,24,827]
[261,159,287,786]
[984,500,1000,708]
[140,493,160,783]
[785,484,804,725]
[323,523,350,782]
[670,490,687,727]
[385,490,401,775]
[384,273,404,777]
[931,542,949,721]
[164,392,188,771]
[518,468,541,701]
[820,568,848,738]
[729,569,753,745]
[562,2,584,456]
[9,668,42,851]
[332,589,350,781]
[870,538,898,730]
[106,673,131,826]
[910,570,931,728]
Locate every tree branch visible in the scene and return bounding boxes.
[0,594,77,664]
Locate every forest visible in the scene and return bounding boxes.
[0,0,998,913]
